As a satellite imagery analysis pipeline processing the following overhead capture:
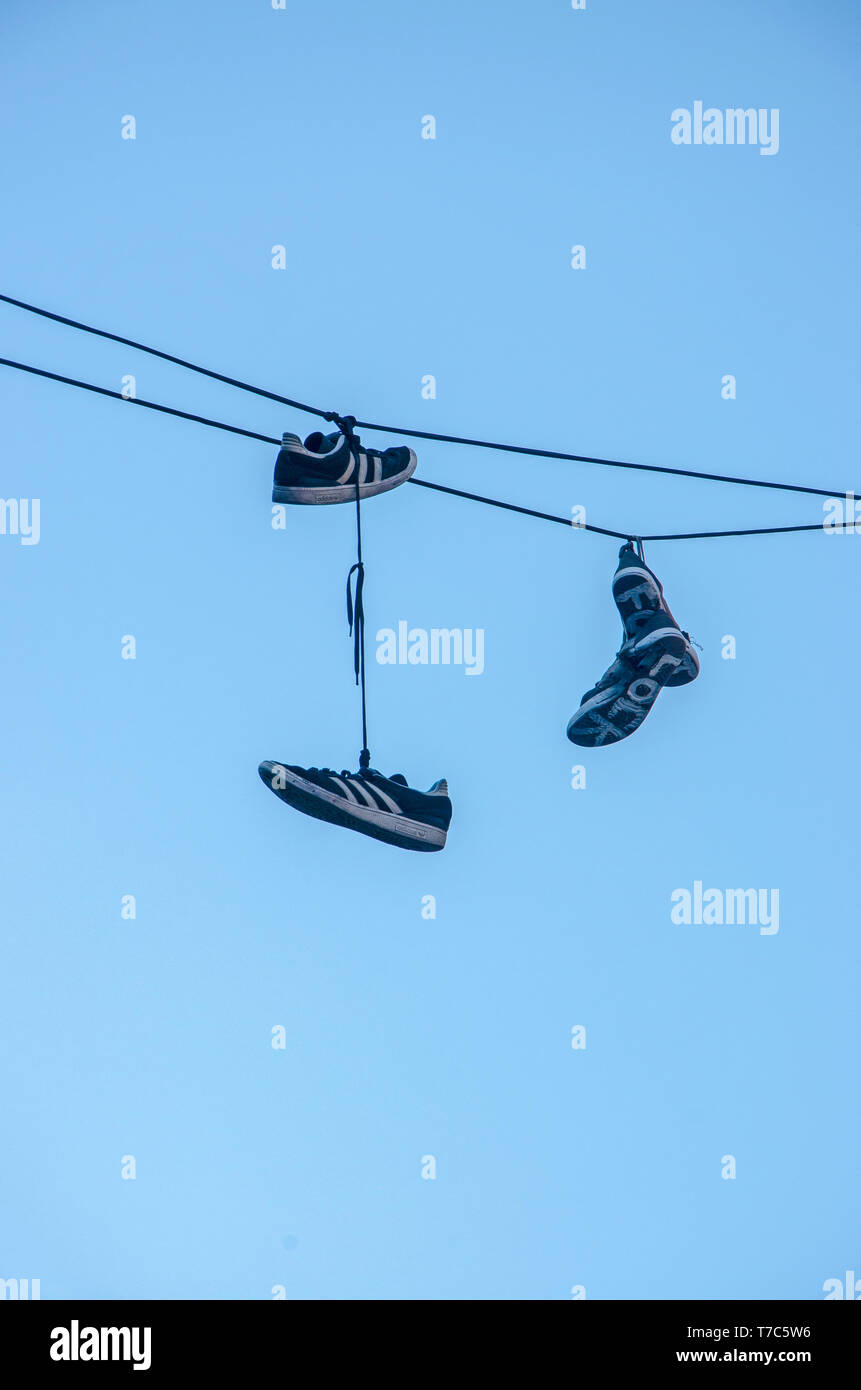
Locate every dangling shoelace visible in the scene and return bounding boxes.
[327,411,372,770]
[346,561,364,686]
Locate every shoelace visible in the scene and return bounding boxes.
[325,428,384,463]
[324,412,372,770]
[346,561,365,685]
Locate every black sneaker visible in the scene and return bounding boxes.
[612,544,665,629]
[566,621,687,748]
[258,761,451,851]
[272,429,416,504]
[612,544,699,688]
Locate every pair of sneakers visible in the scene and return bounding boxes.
[261,426,452,852]
[566,544,699,747]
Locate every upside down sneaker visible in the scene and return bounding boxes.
[566,542,701,747]
[566,617,688,747]
[258,761,452,851]
[612,543,700,686]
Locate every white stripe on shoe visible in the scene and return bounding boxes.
[328,775,361,804]
[361,781,403,815]
[613,567,662,602]
[631,626,683,649]
[348,778,404,815]
[615,565,661,588]
[347,778,383,809]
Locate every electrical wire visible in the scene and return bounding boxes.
[0,358,280,445]
[0,293,329,419]
[1,292,854,502]
[0,351,840,543]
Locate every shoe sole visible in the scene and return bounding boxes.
[627,625,688,680]
[612,563,663,622]
[614,563,700,689]
[614,562,696,670]
[259,762,447,851]
[632,625,699,688]
[567,675,662,746]
[666,646,700,688]
[566,631,687,747]
[272,451,417,505]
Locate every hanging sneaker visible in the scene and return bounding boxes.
[612,543,700,688]
[272,429,416,504]
[258,762,451,851]
[611,543,666,632]
[566,619,687,747]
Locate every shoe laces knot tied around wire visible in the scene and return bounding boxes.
[323,410,358,439]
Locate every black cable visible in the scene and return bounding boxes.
[410,478,629,538]
[642,523,825,540]
[0,355,832,542]
[356,419,848,502]
[0,293,329,419]
[411,478,825,541]
[2,291,854,501]
[0,358,281,445]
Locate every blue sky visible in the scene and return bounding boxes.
[1,0,859,1299]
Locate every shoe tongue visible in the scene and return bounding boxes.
[387,773,408,786]
[303,430,341,454]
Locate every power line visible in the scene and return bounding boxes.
[0,293,328,420]
[355,419,847,502]
[1,291,853,502]
[410,478,629,538]
[410,478,825,541]
[0,355,834,539]
[0,359,281,445]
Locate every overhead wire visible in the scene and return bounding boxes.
[0,294,851,541]
[0,355,835,542]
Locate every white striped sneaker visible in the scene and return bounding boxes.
[272,429,416,504]
[258,762,452,851]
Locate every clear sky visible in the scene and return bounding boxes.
[1,0,859,1300]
